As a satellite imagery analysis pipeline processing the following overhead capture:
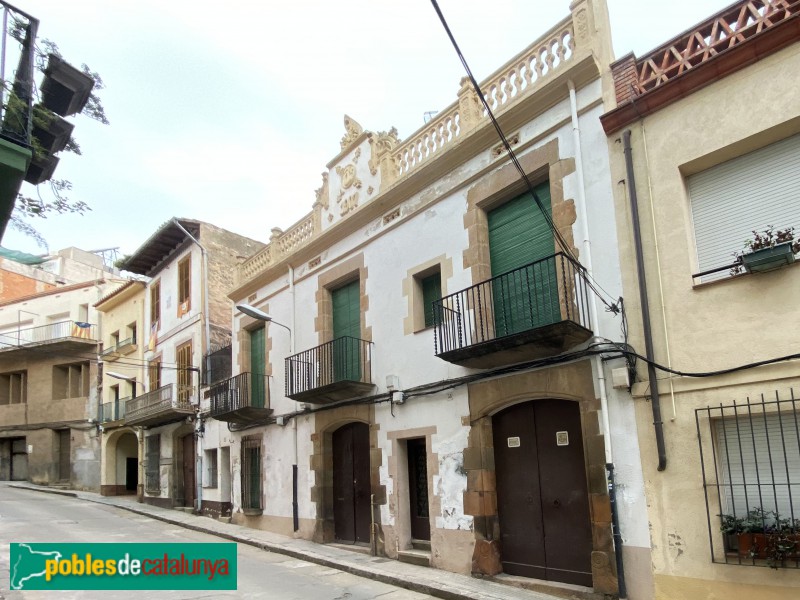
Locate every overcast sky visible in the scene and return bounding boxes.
[2,0,730,259]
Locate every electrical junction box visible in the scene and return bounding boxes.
[611,367,630,389]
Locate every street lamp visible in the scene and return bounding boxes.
[236,304,292,349]
[235,303,298,532]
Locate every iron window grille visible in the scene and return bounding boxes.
[204,449,218,489]
[145,434,160,494]
[696,389,800,568]
[241,436,262,512]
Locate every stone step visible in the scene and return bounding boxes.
[397,548,430,567]
[411,539,431,551]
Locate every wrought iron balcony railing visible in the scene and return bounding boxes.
[433,252,593,367]
[209,372,269,420]
[125,384,193,426]
[100,397,129,423]
[286,336,373,402]
[100,336,136,360]
[0,320,96,349]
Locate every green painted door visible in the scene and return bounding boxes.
[332,280,361,382]
[249,327,266,408]
[488,182,558,337]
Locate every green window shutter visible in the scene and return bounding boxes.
[332,280,361,382]
[249,326,265,408]
[488,182,558,336]
[421,272,442,328]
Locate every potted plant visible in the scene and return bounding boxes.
[732,225,800,274]
[720,509,800,565]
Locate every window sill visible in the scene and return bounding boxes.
[242,508,262,516]
[693,259,799,290]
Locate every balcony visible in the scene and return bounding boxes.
[433,253,593,369]
[0,320,97,355]
[125,384,194,427]
[209,372,271,425]
[100,397,129,424]
[286,336,374,404]
[100,337,137,362]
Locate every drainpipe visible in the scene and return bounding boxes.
[289,265,299,533]
[621,131,667,472]
[570,80,626,597]
[172,218,211,511]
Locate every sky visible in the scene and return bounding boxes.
[1,0,732,260]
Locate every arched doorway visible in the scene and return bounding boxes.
[102,429,139,496]
[492,399,592,586]
[332,422,371,543]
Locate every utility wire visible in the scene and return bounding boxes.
[428,0,619,313]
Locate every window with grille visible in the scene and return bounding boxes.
[148,358,161,392]
[204,449,218,488]
[0,371,26,404]
[696,390,800,567]
[150,280,160,327]
[178,256,191,315]
[241,436,262,512]
[145,434,160,494]
[177,342,193,404]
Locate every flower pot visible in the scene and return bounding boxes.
[24,151,59,185]
[741,242,796,273]
[40,54,95,117]
[31,104,74,155]
[737,533,769,559]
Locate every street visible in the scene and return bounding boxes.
[0,485,435,600]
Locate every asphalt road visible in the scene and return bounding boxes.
[0,484,435,600]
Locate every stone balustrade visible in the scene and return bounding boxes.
[236,10,581,286]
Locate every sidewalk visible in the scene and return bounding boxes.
[9,482,599,600]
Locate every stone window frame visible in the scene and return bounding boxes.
[463,138,577,286]
[237,302,272,378]
[385,427,438,554]
[402,255,454,335]
[314,253,370,345]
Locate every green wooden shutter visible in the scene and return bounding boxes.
[488,182,558,336]
[421,273,442,328]
[332,280,361,382]
[249,327,265,408]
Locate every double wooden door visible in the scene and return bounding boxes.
[332,422,371,543]
[493,399,592,586]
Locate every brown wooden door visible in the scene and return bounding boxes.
[407,438,430,541]
[493,399,592,586]
[182,434,195,508]
[332,422,371,543]
[58,430,70,482]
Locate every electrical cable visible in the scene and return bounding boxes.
[428,0,620,314]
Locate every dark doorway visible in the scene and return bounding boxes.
[58,429,70,482]
[407,438,430,541]
[332,422,371,543]
[493,399,592,586]
[11,438,28,481]
[181,434,196,508]
[125,457,138,491]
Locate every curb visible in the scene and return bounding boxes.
[9,483,498,600]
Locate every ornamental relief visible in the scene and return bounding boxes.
[340,115,363,150]
[338,192,359,217]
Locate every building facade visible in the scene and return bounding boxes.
[214,1,652,597]
[602,1,800,598]
[0,248,123,490]
[119,218,264,510]
[95,280,146,498]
